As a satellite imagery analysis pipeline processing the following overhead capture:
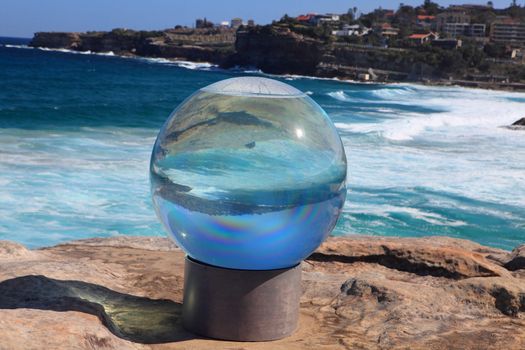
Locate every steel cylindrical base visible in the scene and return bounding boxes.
[182,257,301,341]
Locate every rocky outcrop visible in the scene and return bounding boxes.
[222,27,440,81]
[31,30,158,54]
[29,27,417,80]
[28,27,525,89]
[30,32,81,49]
[224,27,325,76]
[512,117,525,126]
[30,28,235,64]
[506,117,525,130]
[312,236,512,278]
[1,235,524,349]
[142,39,233,64]
[505,244,525,271]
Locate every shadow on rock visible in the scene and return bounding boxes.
[0,275,195,344]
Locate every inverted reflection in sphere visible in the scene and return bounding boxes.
[150,77,347,270]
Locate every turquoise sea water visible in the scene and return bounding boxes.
[1,37,524,250]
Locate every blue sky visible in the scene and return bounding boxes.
[0,0,515,38]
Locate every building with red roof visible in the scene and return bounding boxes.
[408,32,439,44]
[296,14,316,22]
[373,23,400,37]
[417,15,437,30]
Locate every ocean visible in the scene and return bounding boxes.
[1,37,524,250]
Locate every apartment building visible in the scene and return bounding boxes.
[490,18,525,45]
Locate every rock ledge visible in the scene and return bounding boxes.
[0,235,524,350]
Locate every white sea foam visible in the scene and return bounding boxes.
[36,47,116,57]
[173,60,215,70]
[136,57,216,70]
[370,86,418,99]
[344,204,467,227]
[4,44,31,49]
[331,82,525,212]
[2,44,525,248]
[9,44,219,71]
[327,90,352,102]
[247,70,361,84]
[334,84,525,141]
[0,126,160,247]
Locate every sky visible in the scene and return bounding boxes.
[0,0,516,38]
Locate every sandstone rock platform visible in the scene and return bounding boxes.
[0,235,524,350]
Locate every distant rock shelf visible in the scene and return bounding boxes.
[1,235,524,349]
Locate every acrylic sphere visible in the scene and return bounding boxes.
[150,77,347,270]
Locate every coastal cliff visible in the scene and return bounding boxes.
[31,28,235,64]
[29,27,525,90]
[1,235,524,349]
[225,26,423,80]
[224,26,325,76]
[29,28,423,80]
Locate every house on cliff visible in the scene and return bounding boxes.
[374,23,399,37]
[230,18,243,28]
[408,32,439,45]
[332,24,371,37]
[296,13,340,26]
[296,14,316,23]
[416,15,436,30]
[311,14,340,26]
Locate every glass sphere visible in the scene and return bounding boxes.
[150,77,347,270]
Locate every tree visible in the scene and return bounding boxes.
[347,7,354,20]
[484,42,508,58]
[281,14,291,22]
[487,1,494,7]
[394,4,416,26]
[460,44,485,68]
[422,0,441,15]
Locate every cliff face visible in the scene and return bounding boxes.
[225,27,324,76]
[28,28,525,89]
[78,31,147,53]
[142,39,233,63]
[0,235,524,349]
[31,32,81,49]
[324,45,434,79]
[31,30,160,54]
[31,29,416,80]
[225,27,437,81]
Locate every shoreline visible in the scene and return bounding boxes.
[6,42,525,93]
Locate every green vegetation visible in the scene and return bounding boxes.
[269,0,525,82]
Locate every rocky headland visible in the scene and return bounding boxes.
[0,235,524,349]
[30,28,236,65]
[28,27,525,91]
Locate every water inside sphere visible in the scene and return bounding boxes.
[150,77,347,270]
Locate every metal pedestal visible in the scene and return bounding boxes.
[182,257,301,341]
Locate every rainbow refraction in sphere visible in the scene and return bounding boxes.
[150,77,347,270]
